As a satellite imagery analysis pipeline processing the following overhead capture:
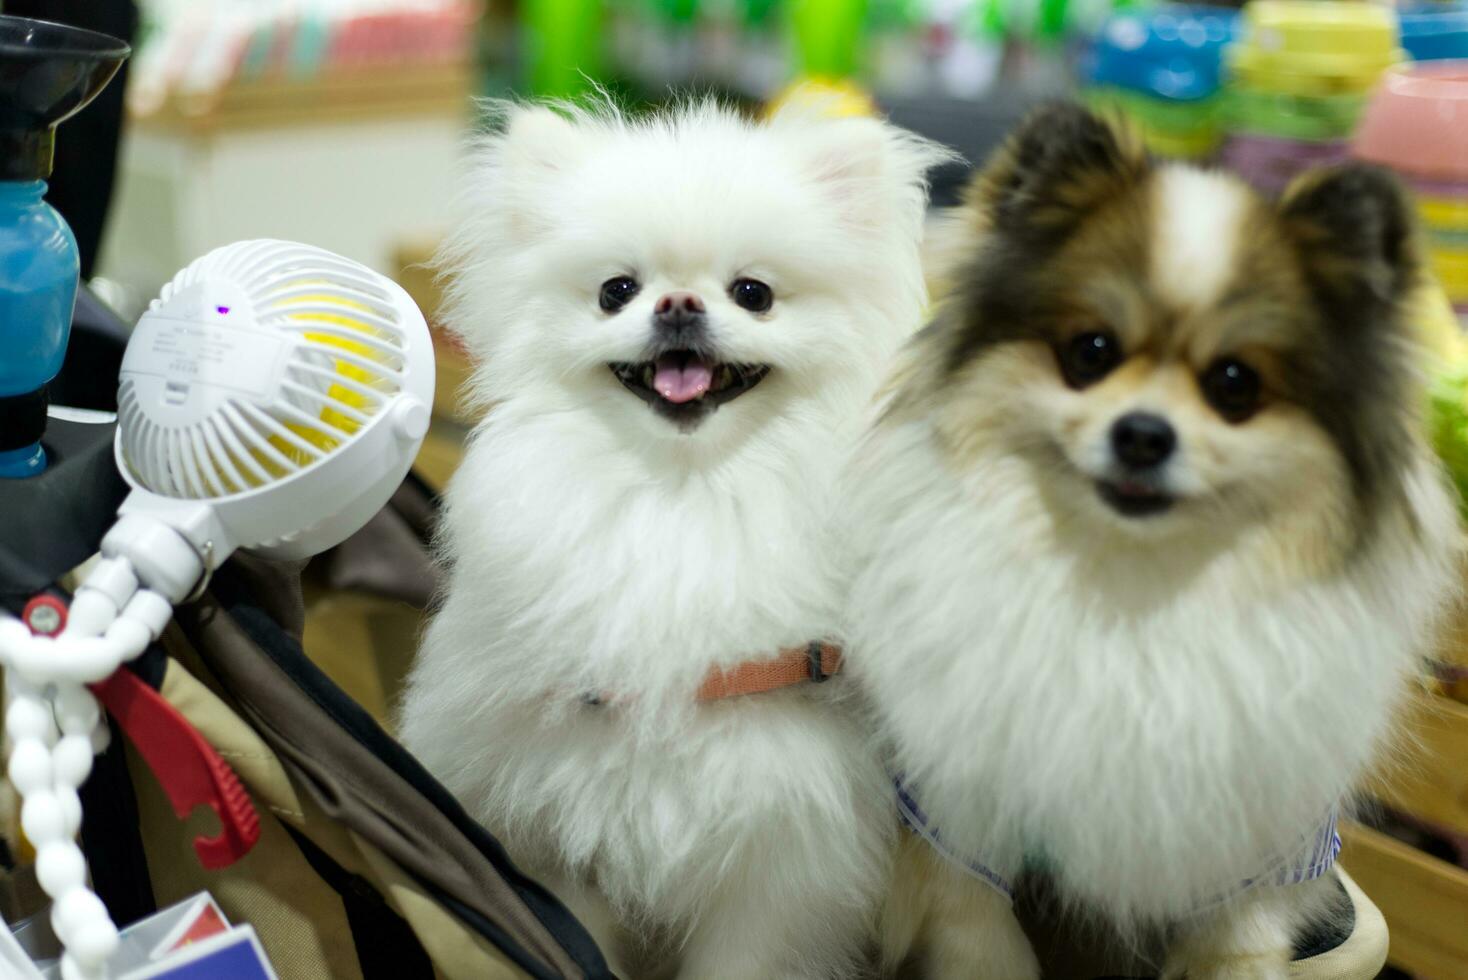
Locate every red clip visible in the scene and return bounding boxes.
[21,594,67,637]
[90,670,261,869]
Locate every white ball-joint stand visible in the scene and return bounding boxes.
[0,514,203,980]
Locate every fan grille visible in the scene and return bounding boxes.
[120,241,415,499]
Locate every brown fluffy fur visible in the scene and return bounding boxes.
[859,103,1453,979]
[897,104,1423,538]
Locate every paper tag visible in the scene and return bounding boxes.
[2,893,274,980]
[122,926,277,980]
[149,896,230,959]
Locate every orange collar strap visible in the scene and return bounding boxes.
[695,642,842,702]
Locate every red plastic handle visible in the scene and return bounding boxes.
[90,670,261,869]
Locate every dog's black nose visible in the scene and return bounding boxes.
[654,291,705,316]
[1111,412,1176,468]
[652,291,707,341]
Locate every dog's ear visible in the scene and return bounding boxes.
[794,114,954,191]
[499,104,586,177]
[969,102,1148,240]
[773,107,957,235]
[467,102,597,243]
[1280,163,1419,312]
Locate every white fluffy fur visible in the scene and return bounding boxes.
[398,99,947,978]
[1150,168,1248,312]
[842,364,1461,974]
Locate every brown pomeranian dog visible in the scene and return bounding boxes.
[842,104,1461,979]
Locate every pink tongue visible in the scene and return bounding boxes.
[653,356,713,404]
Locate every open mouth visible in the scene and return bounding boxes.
[609,351,770,424]
[1096,478,1175,518]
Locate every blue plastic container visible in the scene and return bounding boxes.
[0,181,78,477]
[1087,4,1240,100]
[1400,3,1468,62]
[1082,5,1241,159]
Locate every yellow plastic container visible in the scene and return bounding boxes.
[1412,276,1468,365]
[1230,1,1404,94]
[763,77,879,120]
[1430,241,1468,301]
[1419,194,1468,234]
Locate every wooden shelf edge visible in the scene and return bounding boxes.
[1340,821,1468,978]
[1368,689,1468,838]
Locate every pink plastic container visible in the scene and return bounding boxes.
[1354,60,1468,182]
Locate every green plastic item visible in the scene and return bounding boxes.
[742,0,783,28]
[523,0,604,96]
[1086,86,1220,133]
[1038,0,1070,38]
[1085,87,1222,158]
[790,0,867,77]
[1430,366,1468,516]
[1144,127,1222,158]
[289,11,331,78]
[1223,85,1368,141]
[867,0,917,31]
[980,0,1140,41]
[1431,229,1468,256]
[239,22,275,80]
[975,0,1006,40]
[654,0,702,25]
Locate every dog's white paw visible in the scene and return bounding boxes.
[921,914,1039,980]
[882,835,1039,980]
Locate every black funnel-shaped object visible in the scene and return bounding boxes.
[0,15,129,182]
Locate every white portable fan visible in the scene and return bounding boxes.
[0,240,433,979]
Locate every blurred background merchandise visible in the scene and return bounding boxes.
[76,0,1468,322]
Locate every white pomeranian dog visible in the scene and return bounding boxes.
[842,104,1462,979]
[398,99,948,979]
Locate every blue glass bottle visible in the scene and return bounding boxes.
[0,14,128,478]
[0,180,79,477]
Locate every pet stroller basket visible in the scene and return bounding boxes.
[85,526,613,980]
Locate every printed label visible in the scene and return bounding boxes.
[121,314,288,401]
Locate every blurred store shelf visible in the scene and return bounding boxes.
[96,64,474,314]
[137,62,475,134]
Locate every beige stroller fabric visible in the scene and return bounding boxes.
[133,647,525,979]
[117,555,603,980]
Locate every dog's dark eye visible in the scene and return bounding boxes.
[730,278,773,313]
[599,276,640,313]
[1201,359,1262,423]
[1057,331,1122,388]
